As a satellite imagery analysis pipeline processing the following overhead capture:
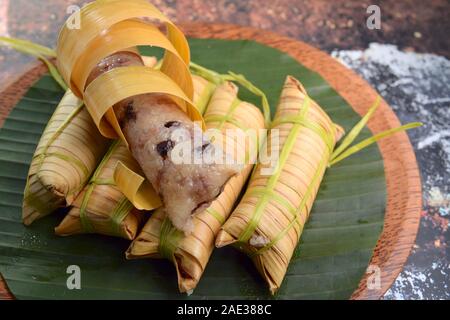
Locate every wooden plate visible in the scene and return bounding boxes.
[0,23,422,300]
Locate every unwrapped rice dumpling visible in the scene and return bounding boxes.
[56,0,239,234]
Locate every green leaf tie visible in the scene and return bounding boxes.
[207,208,226,225]
[254,96,422,254]
[271,116,335,155]
[157,89,254,256]
[206,98,241,131]
[226,72,271,128]
[25,98,89,212]
[330,96,381,162]
[79,140,119,234]
[190,62,271,127]
[110,198,134,237]
[0,36,56,57]
[238,96,311,243]
[79,184,96,233]
[329,95,423,166]
[195,80,217,114]
[252,154,328,256]
[246,187,297,219]
[43,152,89,179]
[159,217,183,261]
[329,122,422,166]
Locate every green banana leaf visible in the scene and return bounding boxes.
[0,39,386,299]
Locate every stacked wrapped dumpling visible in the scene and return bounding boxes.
[22,89,109,225]
[216,76,344,294]
[55,71,216,240]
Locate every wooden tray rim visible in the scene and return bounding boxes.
[0,22,422,300]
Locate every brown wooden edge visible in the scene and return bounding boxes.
[0,23,422,300]
[0,273,14,300]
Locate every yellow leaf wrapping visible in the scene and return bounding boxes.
[55,0,205,209]
[216,76,345,294]
[57,0,191,97]
[83,66,201,142]
[192,74,216,114]
[55,73,215,236]
[22,89,109,225]
[54,140,156,240]
[69,19,188,98]
[113,162,161,211]
[126,81,265,293]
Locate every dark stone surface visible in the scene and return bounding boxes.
[0,0,448,299]
[1,0,449,85]
[334,44,450,299]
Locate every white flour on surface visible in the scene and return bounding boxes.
[332,43,450,300]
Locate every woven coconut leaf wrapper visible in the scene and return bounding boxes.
[22,89,109,225]
[216,76,345,294]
